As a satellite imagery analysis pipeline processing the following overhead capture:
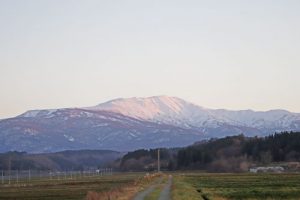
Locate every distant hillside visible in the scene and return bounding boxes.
[120,132,300,172]
[0,150,122,171]
[0,108,203,153]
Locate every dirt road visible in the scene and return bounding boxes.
[133,177,163,200]
[158,175,172,200]
[133,175,172,200]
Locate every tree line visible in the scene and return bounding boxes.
[120,132,300,172]
[177,131,300,172]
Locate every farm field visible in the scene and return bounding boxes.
[0,172,146,200]
[1,172,300,200]
[172,173,300,200]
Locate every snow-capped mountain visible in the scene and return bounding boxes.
[89,96,300,134]
[0,96,299,153]
[89,96,217,128]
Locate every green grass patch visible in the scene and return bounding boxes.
[172,175,204,200]
[182,173,300,200]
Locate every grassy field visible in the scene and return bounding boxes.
[0,173,145,200]
[172,173,300,200]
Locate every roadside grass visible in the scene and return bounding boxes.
[171,175,204,200]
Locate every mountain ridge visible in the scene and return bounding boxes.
[18,96,299,119]
[89,96,300,131]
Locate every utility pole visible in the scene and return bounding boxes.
[8,156,11,185]
[16,170,19,184]
[157,149,160,172]
[28,169,31,182]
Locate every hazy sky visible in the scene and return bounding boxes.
[1,0,300,118]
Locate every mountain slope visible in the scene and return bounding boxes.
[0,108,203,153]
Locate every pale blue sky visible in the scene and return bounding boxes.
[0,0,300,118]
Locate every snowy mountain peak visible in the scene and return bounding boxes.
[91,96,191,118]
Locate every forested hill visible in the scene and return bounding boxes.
[0,150,122,171]
[120,132,300,172]
[177,131,300,171]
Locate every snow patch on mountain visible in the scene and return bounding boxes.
[19,109,58,118]
[64,134,75,142]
